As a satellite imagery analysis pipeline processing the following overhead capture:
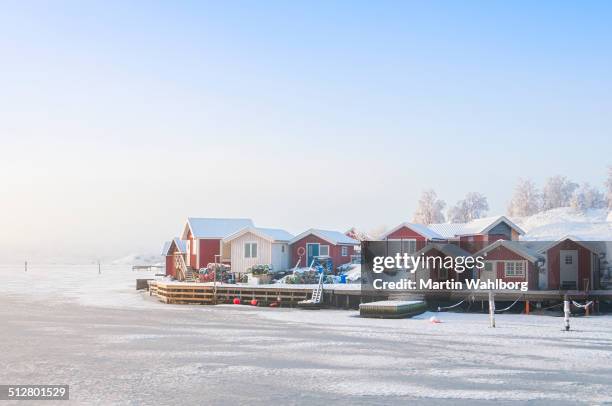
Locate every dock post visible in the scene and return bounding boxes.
[585,302,590,317]
[25,261,27,272]
[563,296,570,331]
[525,300,530,315]
[488,291,495,328]
[98,260,101,274]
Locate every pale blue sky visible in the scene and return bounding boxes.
[1,1,610,260]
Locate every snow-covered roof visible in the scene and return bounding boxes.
[161,237,187,255]
[536,235,604,254]
[474,239,546,263]
[223,226,294,243]
[415,243,472,258]
[428,216,525,238]
[380,222,444,240]
[289,229,360,246]
[161,241,171,256]
[182,218,254,239]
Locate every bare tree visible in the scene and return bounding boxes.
[542,175,578,210]
[413,189,446,224]
[448,192,489,223]
[507,178,541,217]
[570,182,606,210]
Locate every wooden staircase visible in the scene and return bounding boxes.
[175,254,198,282]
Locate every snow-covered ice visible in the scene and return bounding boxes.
[1,263,612,404]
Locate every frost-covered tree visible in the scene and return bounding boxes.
[570,182,607,210]
[413,189,446,224]
[507,178,541,217]
[345,227,372,241]
[541,175,578,210]
[448,192,489,223]
[368,225,388,240]
[606,166,612,209]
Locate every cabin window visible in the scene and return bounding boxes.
[402,239,417,254]
[564,255,573,265]
[504,261,525,277]
[319,245,330,256]
[281,245,285,253]
[482,261,494,272]
[341,246,348,256]
[244,242,258,258]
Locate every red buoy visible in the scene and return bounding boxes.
[269,302,278,307]
[250,299,258,306]
[233,298,241,305]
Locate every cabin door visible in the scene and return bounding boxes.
[559,250,578,289]
[480,262,496,283]
[306,243,319,267]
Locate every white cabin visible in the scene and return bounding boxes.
[222,227,294,275]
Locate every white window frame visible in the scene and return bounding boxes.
[564,255,573,265]
[244,242,258,259]
[341,246,348,257]
[504,261,525,277]
[402,239,417,254]
[319,245,330,257]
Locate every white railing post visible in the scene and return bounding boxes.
[488,291,496,328]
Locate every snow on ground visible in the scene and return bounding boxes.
[515,207,612,240]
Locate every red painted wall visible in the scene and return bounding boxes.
[547,240,592,290]
[459,234,489,253]
[422,248,470,283]
[482,246,537,290]
[291,234,356,269]
[165,255,175,277]
[199,239,221,269]
[385,226,428,250]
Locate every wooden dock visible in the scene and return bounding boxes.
[148,281,364,306]
[147,281,612,309]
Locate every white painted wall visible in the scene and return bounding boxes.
[271,243,290,271]
[230,231,272,274]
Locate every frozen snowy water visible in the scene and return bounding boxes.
[1,264,612,404]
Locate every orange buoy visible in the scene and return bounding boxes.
[233,298,241,305]
[250,299,258,306]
